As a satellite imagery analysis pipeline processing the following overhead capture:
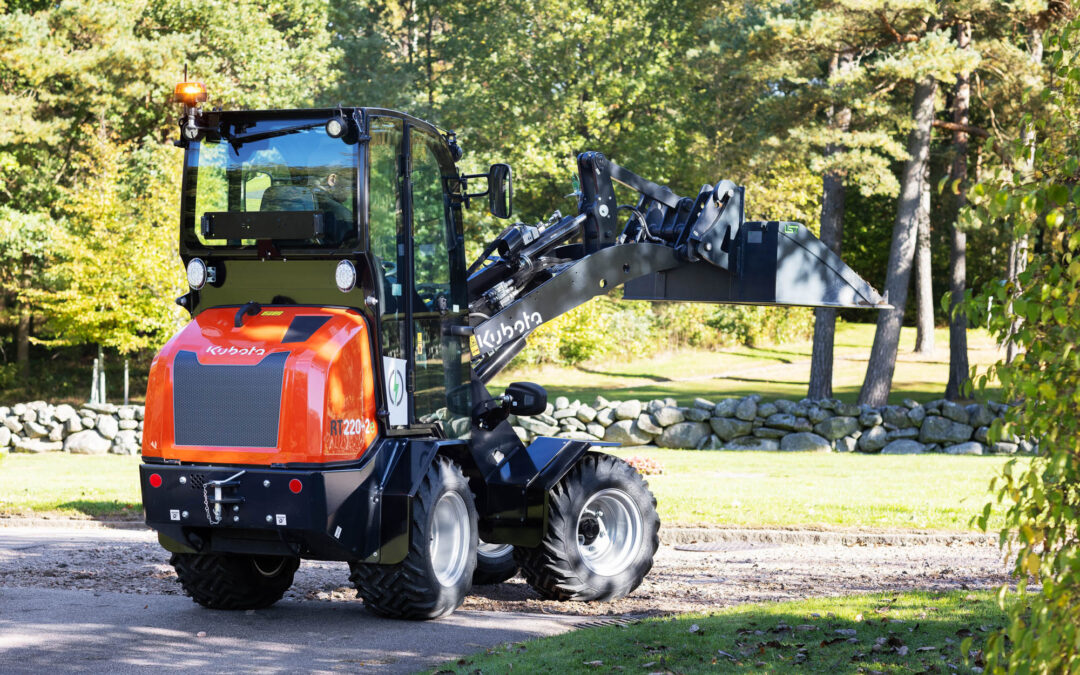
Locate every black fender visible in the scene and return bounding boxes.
[366,435,471,564]
[458,375,615,547]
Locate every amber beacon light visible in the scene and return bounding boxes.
[173,82,208,106]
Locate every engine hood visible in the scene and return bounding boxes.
[143,306,378,466]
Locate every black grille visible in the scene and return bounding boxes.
[173,350,289,448]
[189,473,206,490]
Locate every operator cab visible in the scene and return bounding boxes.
[172,86,510,439]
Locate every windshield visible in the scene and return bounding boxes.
[182,117,358,249]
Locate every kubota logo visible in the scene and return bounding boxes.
[205,345,266,356]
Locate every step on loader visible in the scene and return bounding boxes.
[140,82,887,619]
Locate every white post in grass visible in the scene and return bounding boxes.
[98,345,105,404]
[123,358,129,406]
[90,357,99,404]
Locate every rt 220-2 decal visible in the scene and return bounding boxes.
[329,418,376,437]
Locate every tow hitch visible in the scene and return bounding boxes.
[201,470,246,525]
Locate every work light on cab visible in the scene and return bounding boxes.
[186,258,207,290]
[326,116,347,138]
[335,260,356,292]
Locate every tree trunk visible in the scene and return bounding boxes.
[16,254,31,379]
[945,21,972,401]
[858,76,938,407]
[808,52,853,400]
[913,161,934,354]
[1006,27,1044,364]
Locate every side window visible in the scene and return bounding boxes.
[410,133,451,310]
[409,129,470,430]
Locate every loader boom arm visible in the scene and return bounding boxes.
[466,152,887,382]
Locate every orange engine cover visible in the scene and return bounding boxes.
[143,306,378,465]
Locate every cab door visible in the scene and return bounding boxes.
[406,126,471,434]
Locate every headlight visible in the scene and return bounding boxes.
[186,258,207,290]
[335,260,357,292]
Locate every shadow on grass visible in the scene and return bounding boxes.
[57,499,142,525]
[574,366,673,382]
[447,591,1008,674]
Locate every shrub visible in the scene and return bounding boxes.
[707,305,814,348]
[967,20,1080,672]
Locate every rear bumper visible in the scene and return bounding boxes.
[139,461,408,563]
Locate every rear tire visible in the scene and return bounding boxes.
[350,456,477,619]
[170,553,299,610]
[515,452,659,602]
[473,541,518,585]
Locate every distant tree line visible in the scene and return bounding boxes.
[0,0,1071,404]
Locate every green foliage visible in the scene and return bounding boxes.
[29,134,186,353]
[965,19,1080,673]
[0,0,337,358]
[518,296,654,366]
[709,305,814,348]
[514,295,812,368]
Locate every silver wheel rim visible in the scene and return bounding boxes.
[252,557,286,577]
[477,541,513,559]
[576,489,642,577]
[430,491,470,586]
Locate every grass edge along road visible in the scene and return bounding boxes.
[0,451,1020,532]
[437,590,1005,674]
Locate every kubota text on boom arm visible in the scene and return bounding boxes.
[466,152,888,382]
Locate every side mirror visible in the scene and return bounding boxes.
[446,383,471,416]
[488,163,513,219]
[505,381,546,416]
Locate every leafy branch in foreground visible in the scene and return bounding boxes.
[967,17,1080,673]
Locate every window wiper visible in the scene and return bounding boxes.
[225,122,324,152]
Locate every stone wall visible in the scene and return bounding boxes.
[510,395,1028,455]
[0,401,143,455]
[0,396,1027,457]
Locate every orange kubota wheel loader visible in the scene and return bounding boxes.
[140,83,886,619]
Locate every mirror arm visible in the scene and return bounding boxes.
[459,173,492,207]
[471,395,511,431]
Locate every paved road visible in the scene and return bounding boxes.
[0,528,577,674]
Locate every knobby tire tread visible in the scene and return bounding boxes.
[515,452,660,602]
[349,456,476,620]
[171,553,299,610]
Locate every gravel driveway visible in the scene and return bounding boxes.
[0,525,1012,619]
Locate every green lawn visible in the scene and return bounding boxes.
[610,448,1018,531]
[438,590,1005,674]
[0,453,142,519]
[492,322,1002,407]
[0,451,1015,531]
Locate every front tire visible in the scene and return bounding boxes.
[350,456,478,619]
[171,553,299,610]
[515,452,659,602]
[473,541,518,585]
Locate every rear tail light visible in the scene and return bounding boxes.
[289,479,303,494]
[149,473,163,488]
